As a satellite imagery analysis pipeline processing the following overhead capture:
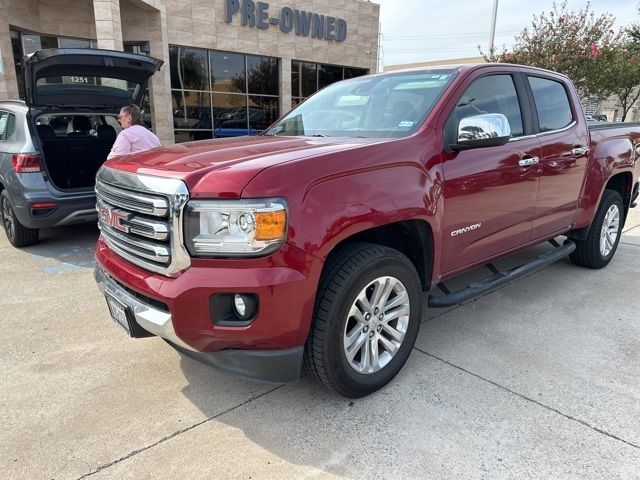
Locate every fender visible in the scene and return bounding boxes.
[574,132,638,228]
[241,134,444,275]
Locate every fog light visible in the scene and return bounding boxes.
[210,293,259,326]
[234,294,246,317]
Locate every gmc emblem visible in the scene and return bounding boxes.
[99,206,130,233]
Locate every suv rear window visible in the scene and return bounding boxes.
[36,114,121,137]
[0,112,15,141]
[527,76,573,132]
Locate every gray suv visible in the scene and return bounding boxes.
[0,48,161,247]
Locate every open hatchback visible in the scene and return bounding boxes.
[25,48,162,190]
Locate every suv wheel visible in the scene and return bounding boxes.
[304,243,422,398]
[1,190,39,247]
[570,189,623,269]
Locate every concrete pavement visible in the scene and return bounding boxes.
[1,209,639,479]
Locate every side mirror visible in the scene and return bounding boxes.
[452,113,511,151]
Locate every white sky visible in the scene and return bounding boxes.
[376,0,639,67]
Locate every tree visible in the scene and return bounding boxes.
[497,1,624,101]
[602,6,640,121]
[600,38,640,121]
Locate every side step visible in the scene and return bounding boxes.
[428,239,576,308]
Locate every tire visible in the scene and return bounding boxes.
[304,243,423,398]
[570,189,623,269]
[0,190,39,247]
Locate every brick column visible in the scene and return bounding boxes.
[93,0,124,51]
[147,9,174,145]
[279,57,292,117]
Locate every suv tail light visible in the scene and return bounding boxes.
[12,154,42,173]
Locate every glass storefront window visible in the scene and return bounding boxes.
[172,91,211,130]
[10,31,25,99]
[210,51,245,93]
[292,60,369,105]
[170,45,280,142]
[170,46,209,91]
[246,56,278,96]
[344,67,368,79]
[248,95,279,131]
[58,37,94,49]
[213,93,248,137]
[318,64,343,89]
[174,130,214,143]
[300,62,317,98]
[22,34,57,54]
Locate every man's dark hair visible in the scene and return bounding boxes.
[121,104,144,126]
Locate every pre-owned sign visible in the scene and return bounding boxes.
[225,0,348,42]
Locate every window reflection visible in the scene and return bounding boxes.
[170,46,209,91]
[247,56,278,96]
[291,60,368,106]
[211,51,245,93]
[172,91,211,130]
[248,96,279,131]
[170,45,280,140]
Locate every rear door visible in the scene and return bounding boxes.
[525,74,590,239]
[23,48,162,109]
[439,70,542,274]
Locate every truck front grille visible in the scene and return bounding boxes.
[95,167,190,276]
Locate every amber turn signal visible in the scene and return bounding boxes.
[254,210,287,240]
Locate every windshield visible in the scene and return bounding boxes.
[266,70,456,139]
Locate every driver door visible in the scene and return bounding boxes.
[439,72,542,274]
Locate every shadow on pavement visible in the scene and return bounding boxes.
[21,223,100,274]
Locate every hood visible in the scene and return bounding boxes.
[24,48,162,109]
[104,135,383,198]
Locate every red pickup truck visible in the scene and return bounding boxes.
[94,63,640,397]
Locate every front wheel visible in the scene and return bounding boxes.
[570,189,623,269]
[304,243,422,398]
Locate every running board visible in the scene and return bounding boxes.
[428,239,576,308]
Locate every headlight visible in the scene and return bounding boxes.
[184,198,287,257]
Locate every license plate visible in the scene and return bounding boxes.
[105,293,133,337]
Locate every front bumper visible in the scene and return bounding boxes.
[94,237,323,383]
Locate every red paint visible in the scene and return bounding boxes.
[97,64,640,354]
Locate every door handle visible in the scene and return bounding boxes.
[571,146,589,156]
[519,156,539,167]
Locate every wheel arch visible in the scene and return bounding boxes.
[323,219,434,291]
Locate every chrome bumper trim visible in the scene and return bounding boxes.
[94,266,196,352]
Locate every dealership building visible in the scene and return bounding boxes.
[0,0,380,144]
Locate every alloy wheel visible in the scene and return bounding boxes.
[343,276,410,374]
[600,204,620,257]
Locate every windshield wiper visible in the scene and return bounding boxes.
[309,134,328,137]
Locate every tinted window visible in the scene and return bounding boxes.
[318,64,343,89]
[528,76,573,132]
[172,91,211,129]
[170,46,209,91]
[292,60,301,97]
[452,74,524,138]
[300,62,317,97]
[246,56,278,95]
[0,112,9,141]
[344,67,368,79]
[211,51,245,93]
[248,96,279,131]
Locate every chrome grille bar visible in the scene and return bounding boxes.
[96,180,169,217]
[100,225,170,263]
[96,167,191,276]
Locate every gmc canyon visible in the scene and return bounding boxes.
[93,63,640,397]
